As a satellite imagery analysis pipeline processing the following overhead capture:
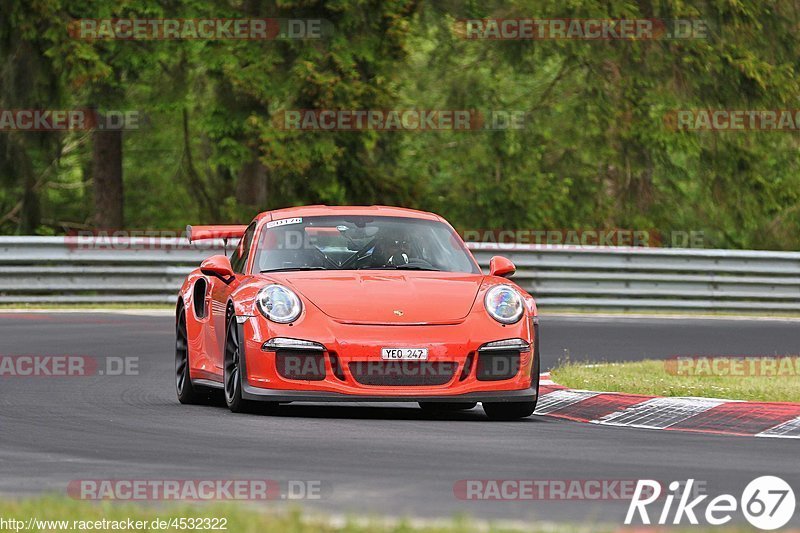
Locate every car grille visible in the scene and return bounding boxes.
[476,350,520,381]
[348,361,457,386]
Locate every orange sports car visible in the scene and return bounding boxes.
[176,206,539,420]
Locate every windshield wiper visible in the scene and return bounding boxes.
[363,265,442,271]
[395,265,441,271]
[260,266,328,273]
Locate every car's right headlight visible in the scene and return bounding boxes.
[257,284,302,324]
[484,285,524,324]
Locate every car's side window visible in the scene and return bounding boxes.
[230,223,256,274]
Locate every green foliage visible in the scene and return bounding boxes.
[2,0,800,249]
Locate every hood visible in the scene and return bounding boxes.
[274,272,484,325]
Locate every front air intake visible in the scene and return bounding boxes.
[476,350,520,381]
[275,350,326,381]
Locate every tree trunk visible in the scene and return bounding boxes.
[236,151,268,208]
[92,127,123,229]
[181,108,220,221]
[19,152,39,233]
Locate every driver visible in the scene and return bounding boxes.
[371,228,412,267]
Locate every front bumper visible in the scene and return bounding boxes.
[241,384,538,403]
[237,311,539,402]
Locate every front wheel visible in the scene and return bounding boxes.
[483,342,540,421]
[224,313,252,413]
[482,401,536,421]
[176,308,202,404]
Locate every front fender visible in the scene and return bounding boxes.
[228,278,263,317]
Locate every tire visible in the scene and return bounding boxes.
[176,308,202,404]
[419,402,477,412]
[482,401,536,421]
[224,312,253,413]
[482,330,540,421]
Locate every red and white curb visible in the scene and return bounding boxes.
[535,373,800,439]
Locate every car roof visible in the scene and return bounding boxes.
[254,205,442,223]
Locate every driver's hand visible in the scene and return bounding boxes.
[387,252,410,266]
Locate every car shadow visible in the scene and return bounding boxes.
[247,402,540,422]
[189,388,541,422]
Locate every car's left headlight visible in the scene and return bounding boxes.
[484,285,524,324]
[257,284,302,324]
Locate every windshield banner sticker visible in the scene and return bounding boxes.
[266,217,303,229]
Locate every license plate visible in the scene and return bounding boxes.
[381,348,428,360]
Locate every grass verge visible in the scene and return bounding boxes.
[0,496,491,533]
[0,496,760,533]
[551,359,800,402]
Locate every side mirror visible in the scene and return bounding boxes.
[489,256,516,278]
[200,255,235,281]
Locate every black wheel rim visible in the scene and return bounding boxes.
[224,317,240,404]
[175,311,188,394]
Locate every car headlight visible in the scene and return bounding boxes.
[257,284,302,324]
[484,285,524,324]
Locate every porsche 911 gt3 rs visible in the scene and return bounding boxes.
[176,205,539,420]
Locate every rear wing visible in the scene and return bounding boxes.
[186,225,247,243]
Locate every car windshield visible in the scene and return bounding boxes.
[254,216,479,274]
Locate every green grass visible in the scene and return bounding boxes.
[0,496,504,533]
[551,359,800,402]
[0,496,760,533]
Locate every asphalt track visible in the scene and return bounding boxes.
[0,312,798,525]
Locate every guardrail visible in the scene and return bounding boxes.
[2,237,800,311]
